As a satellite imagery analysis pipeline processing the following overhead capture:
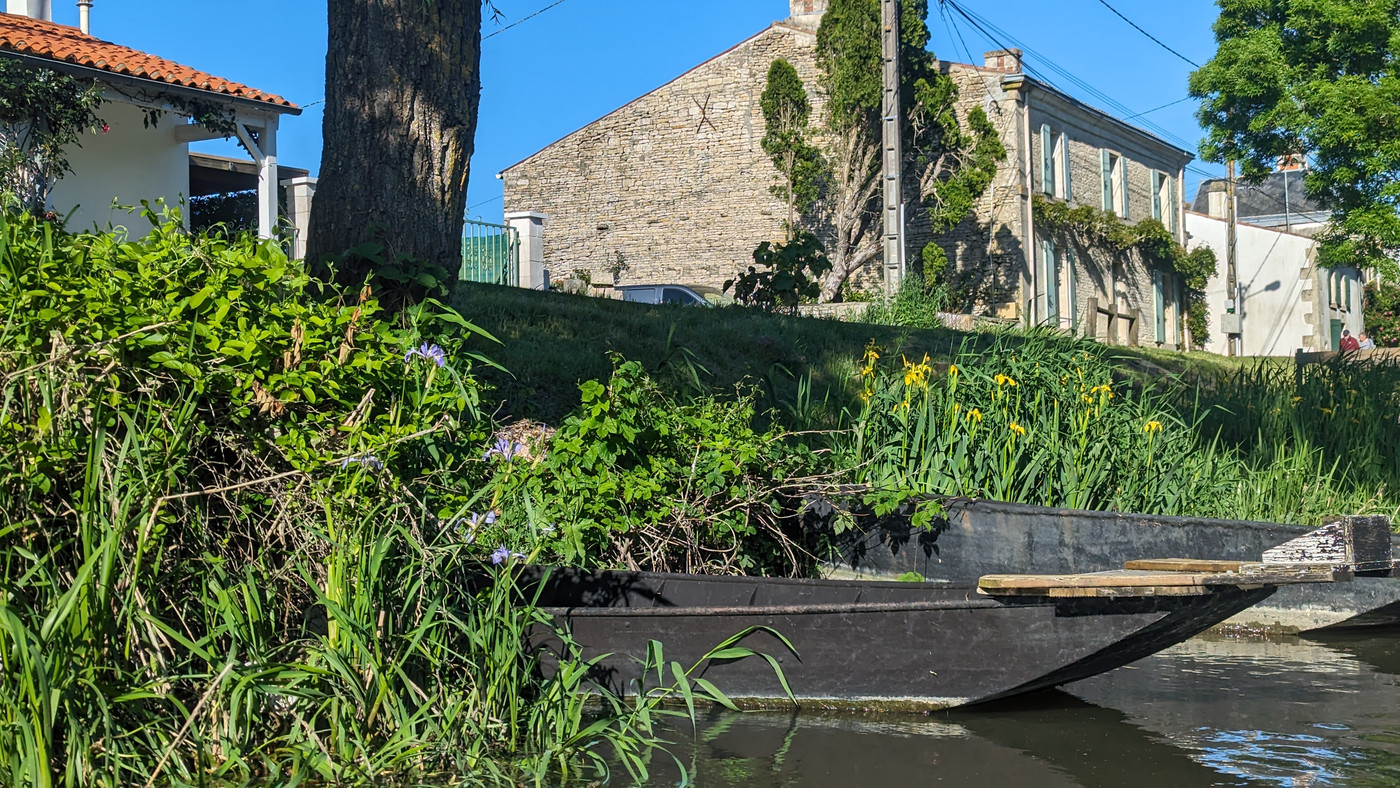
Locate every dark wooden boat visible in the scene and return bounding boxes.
[833,499,1398,632]
[523,561,1336,710]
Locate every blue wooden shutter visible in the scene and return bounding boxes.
[1100,150,1112,212]
[1120,160,1129,218]
[1150,170,1162,221]
[1059,133,1071,202]
[1040,124,1053,195]
[1065,246,1077,329]
[1153,270,1166,343]
[1044,239,1059,324]
[1167,173,1178,234]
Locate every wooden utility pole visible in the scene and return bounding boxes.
[1225,159,1240,356]
[881,0,905,297]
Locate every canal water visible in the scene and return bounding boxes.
[634,632,1400,786]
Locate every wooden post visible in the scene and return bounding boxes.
[1225,159,1239,356]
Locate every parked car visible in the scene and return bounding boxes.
[614,284,731,307]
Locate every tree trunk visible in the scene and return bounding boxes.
[307,0,482,295]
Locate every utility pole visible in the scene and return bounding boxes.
[881,0,905,298]
[1225,159,1240,356]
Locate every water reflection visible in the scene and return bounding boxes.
[638,634,1400,787]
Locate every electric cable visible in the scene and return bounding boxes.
[1089,0,1200,68]
[484,0,571,41]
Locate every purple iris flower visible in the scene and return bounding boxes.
[339,454,383,470]
[483,437,526,462]
[404,342,447,367]
[490,544,512,565]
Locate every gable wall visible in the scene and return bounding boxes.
[502,25,822,290]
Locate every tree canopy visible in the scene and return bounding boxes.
[1189,0,1400,277]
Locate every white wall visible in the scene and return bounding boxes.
[1186,211,1319,356]
[47,100,190,232]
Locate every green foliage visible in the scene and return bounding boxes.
[761,59,824,231]
[1189,0,1400,279]
[1364,279,1400,347]
[0,211,794,783]
[728,230,833,312]
[481,359,818,575]
[1034,196,1217,347]
[860,272,948,329]
[0,61,105,214]
[811,0,1004,296]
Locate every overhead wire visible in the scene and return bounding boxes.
[483,0,571,41]
[1089,0,1200,68]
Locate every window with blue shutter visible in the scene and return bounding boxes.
[1065,246,1077,329]
[1167,173,1178,234]
[1120,159,1129,219]
[1041,124,1053,196]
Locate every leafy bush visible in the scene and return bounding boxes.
[859,272,948,329]
[726,230,831,312]
[1364,279,1400,347]
[478,359,819,575]
[0,210,780,784]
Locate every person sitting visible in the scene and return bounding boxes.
[1339,329,1361,352]
[1358,332,1377,350]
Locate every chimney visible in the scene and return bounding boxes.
[983,48,1023,73]
[5,0,53,21]
[787,0,828,31]
[1278,154,1305,172]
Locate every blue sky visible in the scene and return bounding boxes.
[60,0,1226,221]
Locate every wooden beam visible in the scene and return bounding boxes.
[173,124,226,143]
[1124,559,1245,573]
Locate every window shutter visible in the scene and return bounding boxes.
[1154,270,1166,343]
[1168,174,1178,234]
[1044,239,1059,323]
[1066,247,1078,329]
[1041,124,1053,195]
[1120,160,1129,218]
[1059,134,1071,202]
[1150,171,1162,221]
[1101,150,1112,211]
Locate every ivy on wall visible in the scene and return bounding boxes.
[0,61,105,214]
[1033,195,1217,348]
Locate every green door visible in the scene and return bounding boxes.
[1330,319,1342,351]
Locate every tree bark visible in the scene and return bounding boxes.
[307,0,482,294]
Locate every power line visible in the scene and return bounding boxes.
[483,0,571,41]
[1090,0,1200,68]
[1123,95,1192,120]
[467,194,504,212]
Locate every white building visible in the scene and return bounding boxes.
[1186,211,1364,355]
[0,3,303,240]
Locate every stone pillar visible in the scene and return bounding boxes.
[506,211,548,290]
[282,176,317,260]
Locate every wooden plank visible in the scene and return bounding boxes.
[979,563,1340,596]
[1125,558,1245,573]
[979,571,1212,590]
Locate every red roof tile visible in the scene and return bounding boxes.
[0,13,297,110]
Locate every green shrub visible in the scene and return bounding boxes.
[859,272,948,329]
[1364,279,1400,347]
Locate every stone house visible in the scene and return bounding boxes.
[502,0,1193,348]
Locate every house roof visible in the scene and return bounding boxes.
[0,13,297,111]
[1192,169,1326,220]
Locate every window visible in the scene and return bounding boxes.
[662,287,702,306]
[1065,246,1077,327]
[623,287,655,303]
[1151,171,1176,233]
[1043,239,1058,324]
[1100,150,1125,218]
[1057,133,1071,202]
[1040,124,1054,196]
[1150,171,1163,221]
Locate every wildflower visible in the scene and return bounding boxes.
[953,402,960,413]
[948,364,959,377]
[469,511,498,528]
[966,408,983,424]
[491,544,524,565]
[1291,397,1303,404]
[101,123,110,134]
[339,454,383,470]
[404,342,447,367]
[1321,407,1333,415]
[1143,421,1163,434]
[861,387,874,403]
[1009,422,1026,437]
[902,354,932,389]
[483,436,526,462]
[994,374,1017,387]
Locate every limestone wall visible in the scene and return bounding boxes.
[502,25,822,292]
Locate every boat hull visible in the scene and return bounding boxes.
[833,498,1400,632]
[524,567,1274,709]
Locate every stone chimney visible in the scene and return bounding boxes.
[5,0,53,20]
[983,48,1023,73]
[788,0,827,31]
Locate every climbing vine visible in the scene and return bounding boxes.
[0,61,105,215]
[1034,195,1217,347]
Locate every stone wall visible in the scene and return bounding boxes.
[502,24,823,292]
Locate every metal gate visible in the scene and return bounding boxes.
[460,219,519,287]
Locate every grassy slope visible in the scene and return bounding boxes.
[451,282,1265,424]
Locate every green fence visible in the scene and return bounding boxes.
[460,219,519,287]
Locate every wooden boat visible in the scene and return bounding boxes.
[523,560,1338,710]
[831,499,1398,632]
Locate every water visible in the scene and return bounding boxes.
[635,633,1400,787]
